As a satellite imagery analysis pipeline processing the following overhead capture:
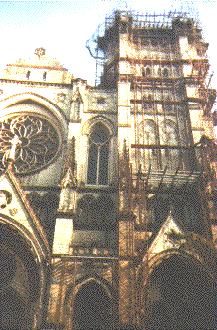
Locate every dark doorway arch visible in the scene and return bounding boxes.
[72,280,112,329]
[142,255,215,330]
[0,222,41,329]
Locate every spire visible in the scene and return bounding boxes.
[60,167,77,189]
[58,167,77,212]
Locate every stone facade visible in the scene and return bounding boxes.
[0,11,216,330]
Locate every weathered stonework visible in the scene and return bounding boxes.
[0,12,216,330]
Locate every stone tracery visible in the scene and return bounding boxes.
[0,115,59,174]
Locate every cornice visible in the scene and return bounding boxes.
[119,57,209,65]
[0,78,73,89]
[8,64,68,71]
[1,91,69,124]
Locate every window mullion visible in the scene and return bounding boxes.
[96,145,100,185]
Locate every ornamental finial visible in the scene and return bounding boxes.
[34,47,46,59]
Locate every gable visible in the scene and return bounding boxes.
[0,169,50,259]
[147,211,184,258]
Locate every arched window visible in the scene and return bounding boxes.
[141,67,146,77]
[43,71,47,81]
[146,67,151,76]
[162,67,169,77]
[160,120,179,170]
[142,95,148,111]
[26,71,30,80]
[139,120,159,170]
[74,99,81,119]
[142,94,154,112]
[161,120,178,146]
[141,120,158,150]
[147,94,153,102]
[87,123,110,185]
[141,67,151,77]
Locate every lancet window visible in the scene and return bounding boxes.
[138,120,160,170]
[87,123,110,185]
[74,98,81,119]
[160,120,179,170]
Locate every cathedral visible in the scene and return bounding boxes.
[0,10,216,330]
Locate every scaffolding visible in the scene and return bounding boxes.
[46,9,217,329]
[113,9,216,328]
[86,10,202,87]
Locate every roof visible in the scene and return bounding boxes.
[7,47,67,71]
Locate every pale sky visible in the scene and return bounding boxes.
[0,0,216,92]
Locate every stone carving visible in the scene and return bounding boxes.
[56,92,66,103]
[0,115,59,174]
[9,208,18,216]
[0,190,12,209]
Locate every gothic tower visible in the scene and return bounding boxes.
[0,11,216,330]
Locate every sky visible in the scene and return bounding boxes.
[0,0,216,93]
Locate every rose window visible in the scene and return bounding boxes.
[0,115,59,174]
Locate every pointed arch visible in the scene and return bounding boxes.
[160,119,179,146]
[162,67,169,77]
[82,115,116,137]
[137,252,215,330]
[1,92,68,140]
[139,119,158,145]
[86,122,110,185]
[141,66,152,77]
[74,98,81,119]
[0,216,48,329]
[81,116,116,186]
[65,276,116,330]
[160,120,180,170]
[138,119,160,170]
